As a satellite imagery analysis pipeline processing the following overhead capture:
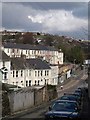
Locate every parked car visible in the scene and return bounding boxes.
[59,94,82,108]
[59,95,78,102]
[45,100,81,120]
[74,89,83,98]
[64,93,82,106]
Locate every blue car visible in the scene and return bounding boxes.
[63,93,82,107]
[59,95,78,102]
[74,89,83,98]
[58,95,81,108]
[45,100,80,120]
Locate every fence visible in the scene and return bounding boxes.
[8,88,34,113]
[8,86,57,114]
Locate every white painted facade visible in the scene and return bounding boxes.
[4,46,63,65]
[26,69,51,86]
[0,55,59,87]
[50,65,59,85]
[1,43,64,87]
[10,68,51,87]
[0,60,11,84]
[66,70,71,79]
[10,69,25,87]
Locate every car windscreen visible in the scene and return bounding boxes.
[60,96,77,101]
[51,102,77,112]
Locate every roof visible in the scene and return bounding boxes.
[0,51,10,61]
[10,58,31,70]
[3,43,57,51]
[11,58,51,70]
[26,58,51,70]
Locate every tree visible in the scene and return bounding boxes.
[68,46,85,64]
[44,35,54,46]
[22,32,34,44]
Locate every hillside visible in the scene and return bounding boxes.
[2,31,89,63]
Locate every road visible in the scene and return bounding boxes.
[11,70,88,119]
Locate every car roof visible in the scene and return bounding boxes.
[65,93,80,96]
[75,89,81,92]
[55,99,77,103]
[61,95,77,98]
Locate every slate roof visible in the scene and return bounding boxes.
[3,43,57,51]
[0,51,10,61]
[26,58,51,70]
[10,58,30,70]
[11,58,51,70]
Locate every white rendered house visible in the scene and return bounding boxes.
[0,51,11,84]
[3,43,63,65]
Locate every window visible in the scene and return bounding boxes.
[35,80,36,85]
[27,70,28,76]
[45,79,46,85]
[12,49,14,53]
[13,71,14,77]
[47,70,49,76]
[29,80,31,86]
[35,71,37,77]
[2,62,5,67]
[41,71,43,76]
[29,70,31,76]
[26,81,28,86]
[21,70,23,77]
[38,80,39,85]
[4,72,7,79]
[21,81,23,86]
[45,71,47,76]
[8,49,9,53]
[38,71,40,77]
[16,49,18,53]
[16,71,18,77]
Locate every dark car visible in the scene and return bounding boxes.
[64,93,81,99]
[74,89,83,98]
[59,95,79,102]
[59,95,82,107]
[45,100,80,120]
[64,93,82,106]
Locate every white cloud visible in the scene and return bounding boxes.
[28,9,87,33]
[2,2,88,39]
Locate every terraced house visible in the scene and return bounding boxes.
[3,43,63,65]
[0,43,61,87]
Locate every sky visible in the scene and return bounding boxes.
[1,1,89,40]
